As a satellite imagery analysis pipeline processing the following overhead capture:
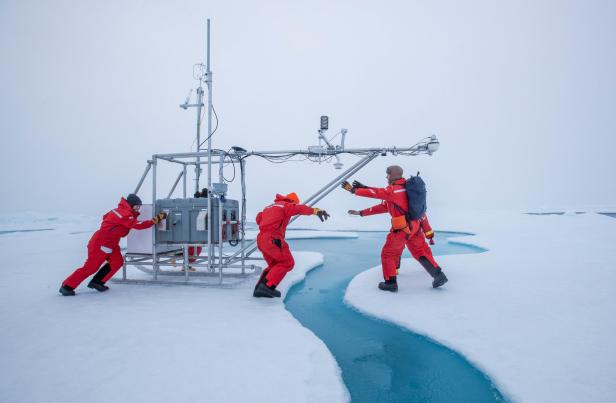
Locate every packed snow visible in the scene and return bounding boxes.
[345,211,616,403]
[0,216,349,403]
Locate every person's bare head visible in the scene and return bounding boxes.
[386,165,403,184]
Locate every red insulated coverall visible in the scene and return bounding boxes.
[255,194,314,287]
[62,198,155,288]
[356,178,440,279]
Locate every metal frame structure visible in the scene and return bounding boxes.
[113,19,441,287]
[119,150,255,287]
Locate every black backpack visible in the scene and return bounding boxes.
[390,172,428,222]
[405,173,427,220]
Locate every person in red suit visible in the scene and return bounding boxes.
[253,192,330,298]
[343,165,447,292]
[59,194,166,296]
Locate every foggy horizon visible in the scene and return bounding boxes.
[2,0,615,218]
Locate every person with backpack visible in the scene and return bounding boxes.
[342,165,447,292]
[253,192,331,298]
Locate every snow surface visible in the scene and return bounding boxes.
[0,218,349,403]
[345,211,616,403]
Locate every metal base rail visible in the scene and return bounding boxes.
[117,249,261,287]
[112,278,254,289]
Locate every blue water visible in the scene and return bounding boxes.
[284,232,505,403]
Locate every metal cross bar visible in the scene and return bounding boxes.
[151,139,436,162]
[134,160,152,194]
[166,170,185,199]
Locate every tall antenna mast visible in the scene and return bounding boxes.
[180,19,213,194]
[204,19,214,272]
[204,18,213,193]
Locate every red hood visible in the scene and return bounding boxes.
[274,194,296,204]
[117,198,140,218]
[392,178,406,186]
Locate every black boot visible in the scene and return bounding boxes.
[87,280,109,292]
[253,282,281,298]
[88,264,111,292]
[253,269,270,293]
[419,257,448,288]
[59,285,75,296]
[432,270,448,288]
[378,276,398,292]
[92,263,111,283]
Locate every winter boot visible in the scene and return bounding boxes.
[432,270,448,288]
[180,266,197,272]
[418,257,448,288]
[87,280,109,292]
[91,263,111,283]
[59,285,75,296]
[378,276,398,292]
[253,282,281,298]
[253,269,270,293]
[88,264,111,292]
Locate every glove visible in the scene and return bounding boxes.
[352,180,368,189]
[347,210,362,216]
[152,212,167,224]
[341,181,355,193]
[313,208,330,222]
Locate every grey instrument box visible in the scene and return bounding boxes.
[155,198,239,244]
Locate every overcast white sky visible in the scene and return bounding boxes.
[1,0,615,218]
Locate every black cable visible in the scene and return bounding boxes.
[199,104,219,149]
[221,148,236,183]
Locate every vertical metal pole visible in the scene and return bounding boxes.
[152,157,158,280]
[218,153,224,284]
[122,259,127,280]
[240,158,246,275]
[206,18,214,273]
[183,244,189,282]
[182,163,187,198]
[195,87,203,193]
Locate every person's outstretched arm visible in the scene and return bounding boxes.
[354,202,388,216]
[286,203,315,217]
[342,181,396,202]
[120,212,166,231]
[286,204,330,222]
